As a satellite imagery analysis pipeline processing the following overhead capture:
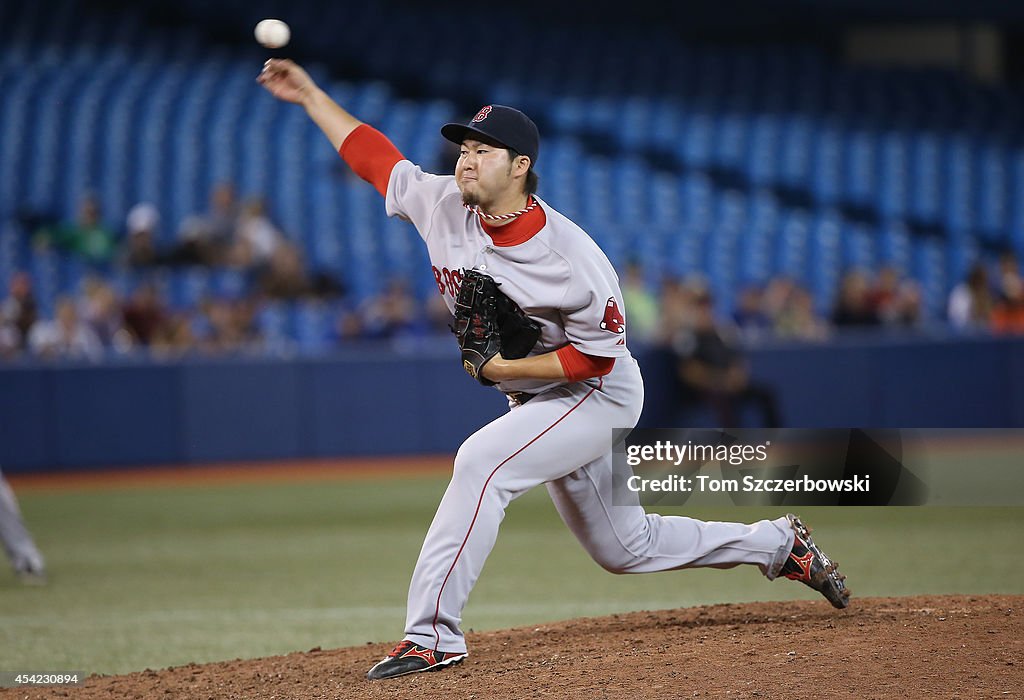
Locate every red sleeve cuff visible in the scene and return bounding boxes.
[556,345,615,382]
[338,124,405,197]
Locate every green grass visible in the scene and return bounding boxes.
[1,474,1022,675]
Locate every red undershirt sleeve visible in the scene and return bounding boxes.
[555,344,616,382]
[338,124,405,197]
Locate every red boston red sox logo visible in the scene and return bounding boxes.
[600,297,625,334]
[472,106,493,123]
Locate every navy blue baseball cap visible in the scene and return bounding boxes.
[441,105,540,165]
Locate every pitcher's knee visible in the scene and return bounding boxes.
[453,435,517,488]
[453,435,495,478]
[589,547,639,574]
[585,519,659,573]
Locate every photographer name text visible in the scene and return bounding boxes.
[626,473,871,494]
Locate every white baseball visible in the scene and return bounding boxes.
[254,19,290,49]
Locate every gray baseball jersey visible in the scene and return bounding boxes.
[382,160,794,654]
[387,160,627,395]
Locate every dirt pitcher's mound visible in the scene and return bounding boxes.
[5,594,1020,700]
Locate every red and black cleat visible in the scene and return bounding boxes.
[366,640,467,681]
[780,514,850,609]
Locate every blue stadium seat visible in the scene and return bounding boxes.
[209,268,246,299]
[256,300,294,352]
[747,113,781,186]
[168,267,211,309]
[775,209,810,281]
[943,134,974,234]
[976,143,1009,241]
[809,212,842,312]
[947,235,980,284]
[292,300,338,354]
[680,104,715,169]
[0,223,20,288]
[707,225,739,313]
[28,248,59,317]
[878,130,909,219]
[910,131,942,224]
[650,173,681,226]
[878,221,912,271]
[840,221,877,271]
[911,238,948,318]
[844,127,876,207]
[6,10,1024,348]
[779,115,813,188]
[811,120,843,205]
[1011,150,1024,251]
[714,110,748,172]
[681,173,714,232]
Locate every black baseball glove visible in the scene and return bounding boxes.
[451,270,542,385]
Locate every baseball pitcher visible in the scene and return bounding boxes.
[258,59,848,681]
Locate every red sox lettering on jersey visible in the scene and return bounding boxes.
[432,266,464,298]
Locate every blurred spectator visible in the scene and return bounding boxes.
[672,289,780,428]
[990,250,1024,333]
[34,195,117,264]
[996,250,1021,303]
[774,285,830,341]
[197,298,262,354]
[991,272,1024,334]
[27,297,103,361]
[259,244,312,299]
[890,280,923,328]
[0,272,38,351]
[948,263,993,330]
[122,282,168,346]
[620,261,659,344]
[868,267,923,328]
[335,303,366,340]
[866,266,899,321]
[0,322,19,359]
[150,311,198,358]
[80,277,133,352]
[308,268,347,299]
[361,279,419,339]
[761,277,796,322]
[173,182,240,265]
[831,270,880,327]
[658,276,698,345]
[229,198,284,270]
[425,294,453,337]
[122,202,161,268]
[732,284,772,341]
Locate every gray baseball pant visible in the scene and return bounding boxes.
[403,358,793,653]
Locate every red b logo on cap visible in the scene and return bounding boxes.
[472,106,492,123]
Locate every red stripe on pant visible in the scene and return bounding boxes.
[430,380,603,651]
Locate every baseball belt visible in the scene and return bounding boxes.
[505,391,535,406]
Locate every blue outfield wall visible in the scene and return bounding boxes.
[1,335,1022,473]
